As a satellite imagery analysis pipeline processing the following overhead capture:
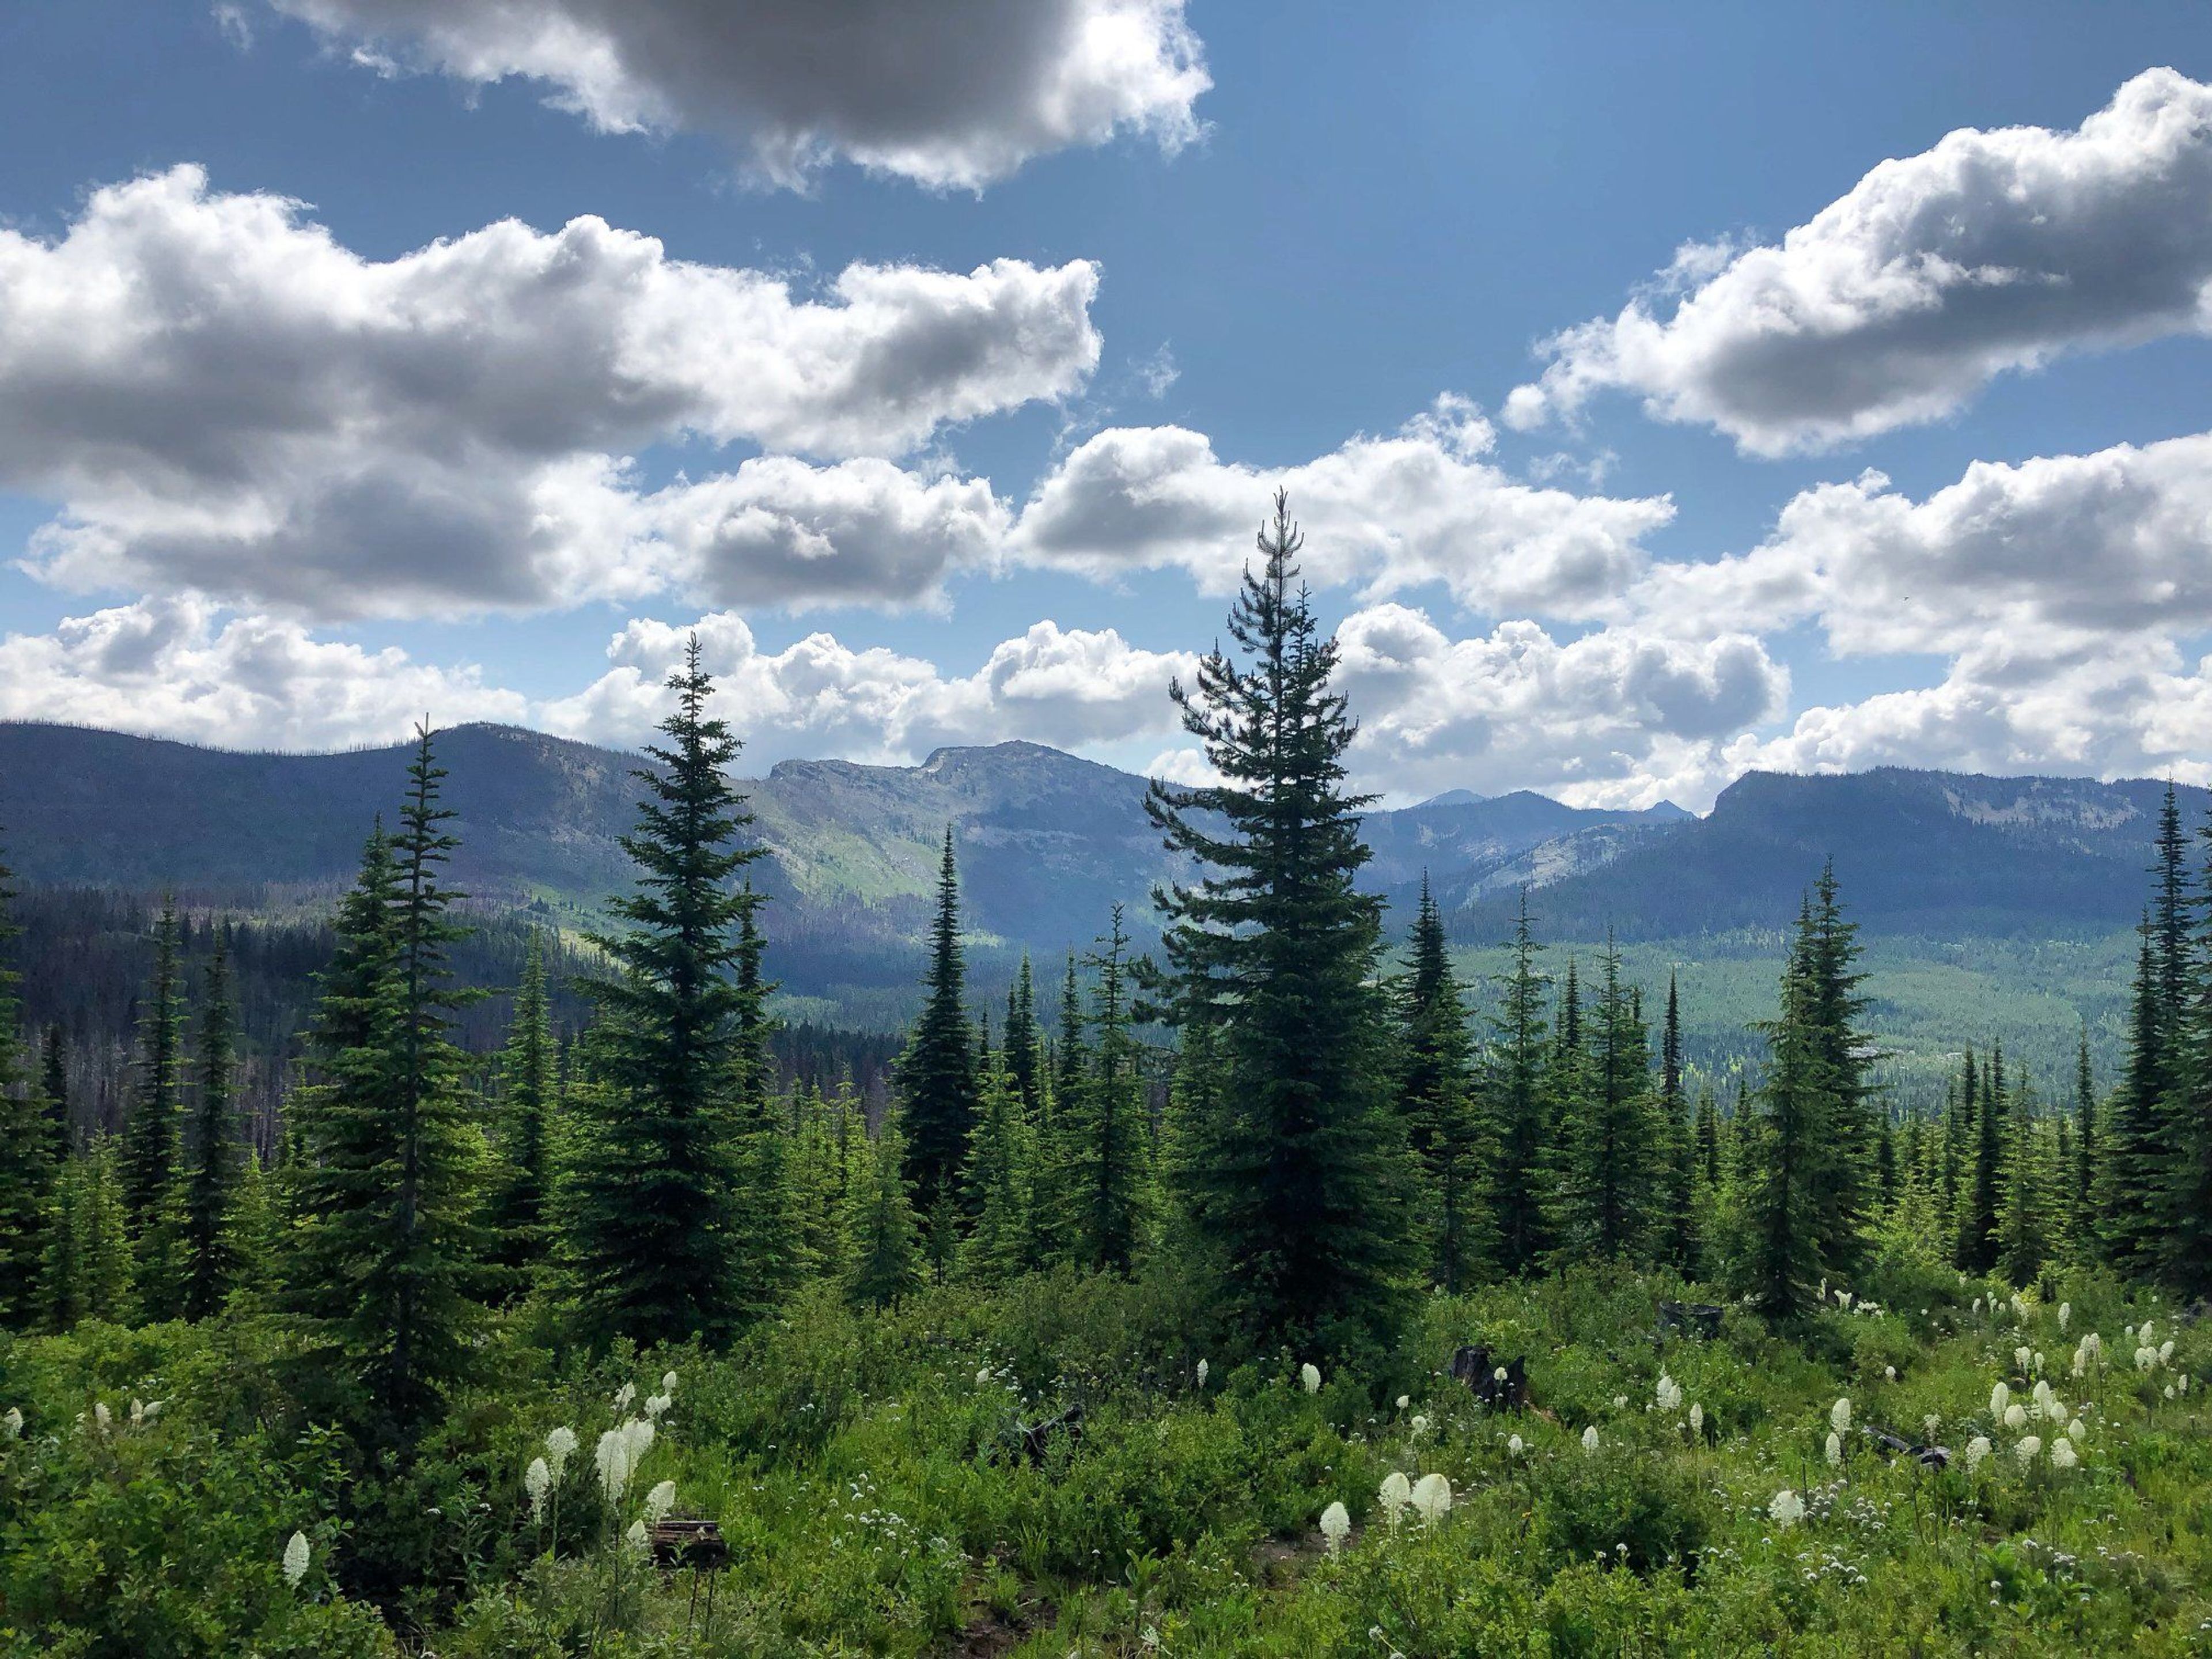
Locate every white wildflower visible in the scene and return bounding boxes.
[1830,1397,1851,1435]
[1493,1366,1507,1383]
[283,1531,310,1588]
[1582,1425,1600,1454]
[2067,1417,2085,1443]
[1378,1471,1412,1527]
[1196,1359,1209,1389]
[976,1367,993,1386]
[1412,1471,1452,1524]
[2,1407,20,1439]
[1612,1395,1628,1411]
[525,1457,551,1521]
[1884,1365,1895,1382]
[1923,1413,1941,1439]
[2160,1339,2174,1362]
[645,1392,673,1422]
[1825,1431,1842,1467]
[644,1479,677,1526]
[1507,1433,1524,1456]
[129,1399,145,1428]
[661,1370,678,1395]
[2014,1345,2031,1371]
[2058,1302,2071,1333]
[2016,1435,2041,1468]
[1965,1436,1992,1472]
[1319,1501,1350,1553]
[1688,1403,1703,1435]
[1989,1382,2010,1418]
[2033,1351,2044,1374]
[1301,1363,1322,1395]
[624,1518,648,1551]
[2051,1437,2078,1469]
[2164,1382,2176,1400]
[2003,1404,2027,1431]
[1410,1414,1431,1437]
[1838,1290,1853,1310]
[613,1382,636,1412]
[546,1425,577,1480]
[1656,1374,1681,1413]
[2142,1320,2155,1344]
[595,1428,633,1502]
[92,1401,110,1434]
[1768,1488,1805,1529]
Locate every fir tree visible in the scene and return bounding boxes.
[726,890,789,1309]
[844,1115,923,1308]
[1997,1069,2048,1286]
[1958,1046,2003,1275]
[39,1026,69,1150]
[896,829,979,1224]
[1486,891,1552,1276]
[1556,939,1656,1263]
[2074,1025,2097,1243]
[1005,957,1044,1118]
[0,850,55,1328]
[560,641,774,1346]
[122,900,186,1232]
[1654,971,1701,1275]
[42,1137,134,1329]
[1744,897,1833,1319]
[1695,1085,1723,1188]
[484,930,558,1293]
[1803,863,1877,1274]
[283,731,488,1432]
[176,929,241,1321]
[961,1061,1033,1285]
[1146,491,1419,1350]
[1399,878,1487,1290]
[1066,906,1151,1273]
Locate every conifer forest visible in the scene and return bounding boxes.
[3,494,2212,1657]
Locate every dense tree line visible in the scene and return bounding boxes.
[0,491,2199,1452]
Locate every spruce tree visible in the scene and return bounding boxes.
[1655,971,1702,1275]
[844,1114,923,1307]
[176,929,241,1320]
[484,930,558,1293]
[1005,957,1044,1117]
[560,641,774,1345]
[1486,891,1552,1276]
[1399,878,1487,1290]
[1695,1085,1723,1188]
[1146,490,1418,1350]
[1066,906,1152,1273]
[1803,863,1876,1274]
[2103,915,2166,1268]
[0,850,55,1328]
[1997,1071,2048,1286]
[1958,1046,2003,1275]
[896,829,979,1224]
[42,1137,134,1329]
[1557,940,1656,1263]
[1744,899,1832,1319]
[2074,1025,2097,1244]
[283,732,488,1432]
[39,1027,69,1150]
[122,900,186,1232]
[961,1060,1033,1285]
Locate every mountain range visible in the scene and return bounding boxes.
[0,720,2191,1024]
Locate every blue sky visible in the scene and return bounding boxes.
[4,2,2212,805]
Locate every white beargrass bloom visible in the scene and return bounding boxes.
[283,1531,310,1588]
[1923,1413,1942,1439]
[2031,1380,2056,1419]
[1410,1414,1430,1437]
[2014,1346,2031,1371]
[1378,1471,1412,1527]
[1493,1366,1507,1383]
[1582,1425,1600,1454]
[2058,1302,2071,1333]
[1412,1472,1452,1524]
[1769,1489,1805,1529]
[661,1370,678,1395]
[2164,1382,2177,1400]
[1301,1363,1322,1395]
[2051,1437,2078,1469]
[2016,1435,2041,1468]
[1319,1501,1350,1552]
[2072,1349,2088,1378]
[1838,1290,1853,1310]
[1989,1382,2010,1418]
[1396,1395,1410,1411]
[525,1457,551,1521]
[1825,1431,1842,1467]
[1884,1365,1896,1382]
[92,1401,111,1434]
[2003,1404,2027,1431]
[645,1392,673,1422]
[1965,1436,1992,1472]
[1688,1403,1703,1435]
[2142,1320,2156,1344]
[546,1426,577,1480]
[2,1407,20,1439]
[1830,1397,1851,1435]
[624,1518,648,1551]
[976,1367,993,1386]
[2135,1346,2159,1373]
[1612,1395,1628,1411]
[644,1479,677,1526]
[1196,1359,1209,1389]
[2033,1351,2045,1374]
[1656,1374,1681,1413]
[613,1382,636,1412]
[2067,1417,2085,1443]
[596,1428,633,1502]
[1507,1433,1525,1455]
[2160,1339,2175,1362]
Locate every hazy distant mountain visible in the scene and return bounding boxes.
[0,723,2187,1004]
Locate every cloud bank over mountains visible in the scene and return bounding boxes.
[3,65,2210,808]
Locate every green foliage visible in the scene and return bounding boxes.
[120,900,185,1239]
[482,929,557,1296]
[895,827,979,1227]
[176,930,241,1322]
[0,851,56,1329]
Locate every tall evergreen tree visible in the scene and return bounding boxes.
[1145,491,1418,1350]
[122,900,186,1232]
[2104,793,2190,1268]
[176,930,241,1320]
[283,732,488,1432]
[39,1027,69,1150]
[1655,971,1702,1275]
[484,930,558,1292]
[560,642,774,1345]
[1958,1045,2003,1275]
[41,1136,134,1329]
[1744,897,1833,1319]
[844,1115,923,1308]
[897,828,979,1229]
[1556,940,1656,1263]
[2074,1026,2098,1246]
[1694,1085,1722,1188]
[1486,891,1552,1276]
[1066,906,1152,1273]
[1997,1066,2048,1286]
[1399,878,1487,1290]
[1005,956,1044,1117]
[1803,863,1877,1274]
[962,1060,1034,1285]
[0,849,56,1328]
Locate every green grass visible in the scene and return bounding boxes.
[4,1253,2209,1656]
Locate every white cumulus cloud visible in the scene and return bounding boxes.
[1508,69,2212,454]
[262,0,1209,190]
[0,165,1097,617]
